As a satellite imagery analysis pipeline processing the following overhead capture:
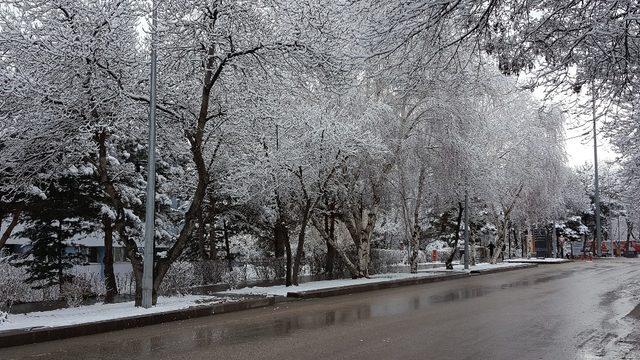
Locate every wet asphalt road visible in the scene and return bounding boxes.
[2,259,640,360]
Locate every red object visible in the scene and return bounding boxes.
[585,240,610,255]
[432,250,437,262]
[615,241,640,255]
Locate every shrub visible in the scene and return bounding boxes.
[369,248,409,274]
[307,249,326,277]
[0,263,31,316]
[159,261,196,295]
[60,276,92,308]
[222,266,247,289]
[192,260,228,285]
[247,257,281,282]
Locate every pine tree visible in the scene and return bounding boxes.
[18,174,99,292]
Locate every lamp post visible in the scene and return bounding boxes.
[592,81,603,257]
[142,2,158,308]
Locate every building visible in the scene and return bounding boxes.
[3,222,132,277]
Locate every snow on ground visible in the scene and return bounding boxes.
[505,258,571,264]
[0,295,230,332]
[224,272,446,297]
[422,262,530,273]
[224,262,528,297]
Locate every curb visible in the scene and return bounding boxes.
[0,296,280,349]
[469,263,537,275]
[504,259,572,265]
[287,273,469,299]
[287,264,536,299]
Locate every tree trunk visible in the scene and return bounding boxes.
[491,215,510,264]
[285,231,293,286]
[357,237,369,277]
[102,217,118,304]
[324,210,336,277]
[470,234,477,266]
[223,220,231,261]
[94,129,146,305]
[0,209,21,252]
[512,226,519,257]
[274,196,293,286]
[445,203,464,270]
[124,240,144,306]
[311,216,359,278]
[362,215,377,277]
[206,196,217,260]
[274,219,289,279]
[358,211,377,277]
[343,209,377,278]
[146,45,225,305]
[291,203,311,285]
[57,218,64,294]
[197,210,207,260]
[491,185,523,264]
[409,167,426,274]
[409,224,420,273]
[208,223,217,260]
[274,221,285,259]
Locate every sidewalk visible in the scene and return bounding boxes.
[422,262,537,274]
[223,272,462,298]
[505,258,571,264]
[224,262,535,299]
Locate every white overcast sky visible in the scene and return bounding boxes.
[565,125,616,168]
[529,85,617,169]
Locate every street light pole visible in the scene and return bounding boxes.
[592,81,603,257]
[464,189,469,270]
[142,2,158,308]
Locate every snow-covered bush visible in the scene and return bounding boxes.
[0,249,16,263]
[303,240,357,279]
[306,248,326,277]
[424,240,451,262]
[229,234,264,260]
[370,249,406,274]
[247,258,280,281]
[0,263,31,316]
[76,271,105,296]
[436,248,453,262]
[222,266,247,289]
[159,261,196,295]
[61,276,92,308]
[67,269,137,297]
[192,260,228,285]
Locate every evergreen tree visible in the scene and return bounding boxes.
[18,174,100,291]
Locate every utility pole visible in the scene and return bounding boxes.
[464,190,470,270]
[592,81,603,257]
[142,2,158,308]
